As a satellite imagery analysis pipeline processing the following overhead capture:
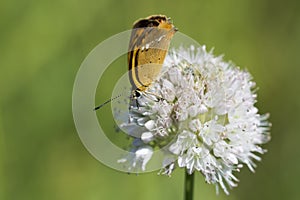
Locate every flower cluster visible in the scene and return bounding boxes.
[118,45,271,194]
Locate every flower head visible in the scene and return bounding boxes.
[118,45,271,194]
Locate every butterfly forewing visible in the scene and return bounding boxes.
[128,15,177,92]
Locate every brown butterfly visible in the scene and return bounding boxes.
[94,15,177,110]
[128,15,177,98]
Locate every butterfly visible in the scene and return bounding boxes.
[94,15,177,110]
[128,15,177,99]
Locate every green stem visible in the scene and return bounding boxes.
[184,171,195,200]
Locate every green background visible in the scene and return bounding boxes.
[1,0,299,199]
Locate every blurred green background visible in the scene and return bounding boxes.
[1,0,299,199]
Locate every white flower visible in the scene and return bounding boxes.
[118,145,153,172]
[119,45,271,194]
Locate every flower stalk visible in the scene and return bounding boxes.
[184,171,195,200]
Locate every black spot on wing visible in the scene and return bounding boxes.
[133,19,160,28]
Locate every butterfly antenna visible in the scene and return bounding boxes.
[94,94,123,111]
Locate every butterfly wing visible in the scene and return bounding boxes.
[128,16,177,91]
